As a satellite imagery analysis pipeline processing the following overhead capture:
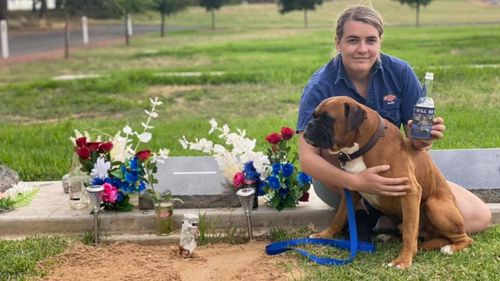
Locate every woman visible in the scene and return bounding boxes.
[296,5,491,235]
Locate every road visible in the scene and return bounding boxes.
[4,23,188,57]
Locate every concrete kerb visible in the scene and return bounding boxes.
[1,181,499,243]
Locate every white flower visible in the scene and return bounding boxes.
[136,132,152,143]
[90,157,111,179]
[5,182,34,199]
[158,148,170,159]
[208,118,218,134]
[179,136,189,149]
[145,110,159,118]
[123,125,133,135]
[111,133,131,162]
[150,97,163,106]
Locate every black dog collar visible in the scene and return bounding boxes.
[338,116,387,167]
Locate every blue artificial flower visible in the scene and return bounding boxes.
[138,180,147,192]
[257,181,267,196]
[246,170,260,181]
[116,191,125,203]
[244,161,257,173]
[90,177,106,186]
[271,163,281,175]
[267,175,281,190]
[282,163,295,178]
[279,188,289,198]
[297,172,312,187]
[125,170,139,184]
[129,156,140,172]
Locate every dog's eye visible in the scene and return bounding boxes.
[312,112,320,119]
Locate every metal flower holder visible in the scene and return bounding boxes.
[86,185,104,245]
[236,187,255,240]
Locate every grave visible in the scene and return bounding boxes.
[154,149,500,209]
[155,156,239,208]
[430,148,500,203]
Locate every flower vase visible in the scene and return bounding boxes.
[155,201,174,235]
[128,193,139,207]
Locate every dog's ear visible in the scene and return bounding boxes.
[344,102,366,132]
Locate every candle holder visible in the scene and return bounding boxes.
[236,187,255,241]
[86,185,104,246]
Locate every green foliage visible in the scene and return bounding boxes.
[394,0,433,8]
[152,0,189,16]
[199,0,229,11]
[113,0,153,15]
[0,197,15,212]
[277,0,323,14]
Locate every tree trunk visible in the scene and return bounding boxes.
[160,12,165,37]
[0,0,7,20]
[211,9,215,30]
[416,0,420,27]
[304,9,308,29]
[32,0,37,13]
[39,0,48,20]
[64,10,69,59]
[125,16,129,45]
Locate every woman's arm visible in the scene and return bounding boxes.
[298,133,410,196]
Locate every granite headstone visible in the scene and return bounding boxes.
[0,165,19,193]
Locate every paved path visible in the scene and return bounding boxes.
[6,23,191,57]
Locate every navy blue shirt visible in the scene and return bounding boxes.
[297,53,423,132]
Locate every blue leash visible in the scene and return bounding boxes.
[265,189,376,265]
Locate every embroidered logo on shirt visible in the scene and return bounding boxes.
[383,94,397,105]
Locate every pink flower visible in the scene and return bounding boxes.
[280,127,294,140]
[265,133,282,145]
[102,183,118,203]
[233,172,245,189]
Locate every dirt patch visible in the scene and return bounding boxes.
[39,241,302,281]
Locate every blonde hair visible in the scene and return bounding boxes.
[336,5,384,39]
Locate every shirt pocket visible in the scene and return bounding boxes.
[381,100,401,125]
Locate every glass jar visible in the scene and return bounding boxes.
[155,201,174,235]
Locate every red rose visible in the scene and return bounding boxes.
[298,192,310,202]
[87,142,101,152]
[76,146,91,160]
[99,142,114,153]
[280,127,294,140]
[233,172,245,189]
[75,137,87,147]
[136,149,152,161]
[265,133,282,145]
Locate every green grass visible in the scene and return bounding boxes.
[0,236,70,280]
[270,224,500,281]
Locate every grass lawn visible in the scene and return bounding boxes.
[0,1,498,279]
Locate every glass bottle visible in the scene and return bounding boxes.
[411,72,435,140]
[68,154,89,210]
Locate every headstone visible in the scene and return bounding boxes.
[0,165,19,193]
[430,148,500,203]
[155,156,240,208]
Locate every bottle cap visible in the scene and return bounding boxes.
[183,213,199,224]
[425,72,434,80]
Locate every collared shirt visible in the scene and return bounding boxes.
[296,53,423,132]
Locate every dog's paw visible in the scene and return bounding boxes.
[440,245,454,255]
[376,234,395,242]
[387,258,412,269]
[309,231,332,239]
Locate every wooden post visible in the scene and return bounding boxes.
[81,16,89,44]
[0,19,8,58]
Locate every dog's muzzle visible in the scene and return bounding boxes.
[303,113,335,149]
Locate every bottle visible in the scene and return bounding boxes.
[179,213,199,255]
[244,179,259,209]
[68,154,89,210]
[411,72,435,140]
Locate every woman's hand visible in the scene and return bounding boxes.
[407,117,446,150]
[349,165,410,197]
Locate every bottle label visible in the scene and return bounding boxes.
[411,105,435,140]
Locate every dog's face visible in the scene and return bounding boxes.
[304,97,366,151]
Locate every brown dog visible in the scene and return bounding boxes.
[303,96,472,269]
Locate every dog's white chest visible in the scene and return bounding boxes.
[333,143,382,207]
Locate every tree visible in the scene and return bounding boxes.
[0,0,7,20]
[394,0,433,27]
[152,0,189,37]
[277,0,323,29]
[112,0,152,45]
[199,0,229,30]
[39,0,48,19]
